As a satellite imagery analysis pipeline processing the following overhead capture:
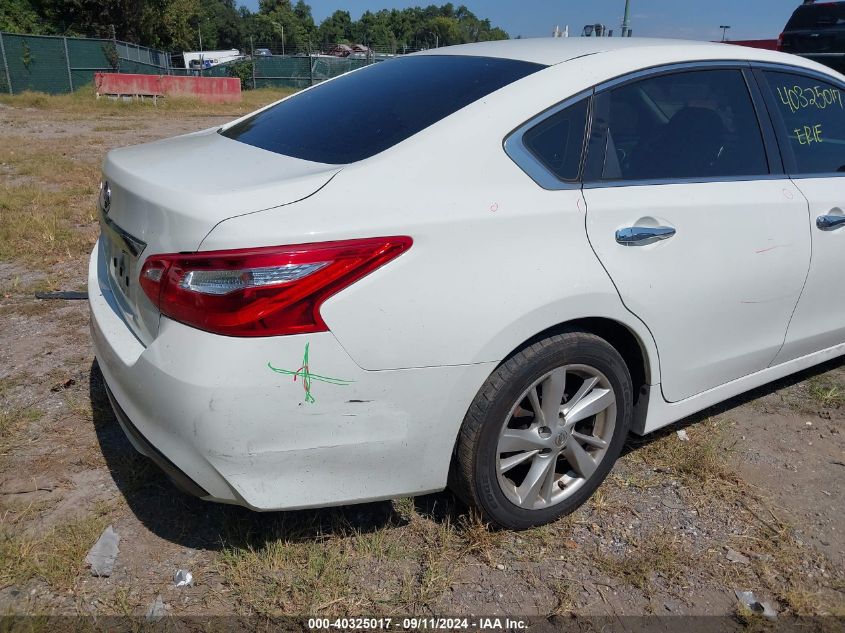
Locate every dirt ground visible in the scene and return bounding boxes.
[0,91,843,630]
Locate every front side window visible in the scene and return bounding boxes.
[762,71,845,175]
[221,55,544,164]
[585,69,769,182]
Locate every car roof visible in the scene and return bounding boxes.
[412,36,822,70]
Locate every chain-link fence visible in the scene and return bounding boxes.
[0,32,395,96]
[245,55,372,89]
[0,32,170,95]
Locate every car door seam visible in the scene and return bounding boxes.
[768,179,815,368]
[579,185,665,391]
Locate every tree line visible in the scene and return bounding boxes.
[0,0,509,53]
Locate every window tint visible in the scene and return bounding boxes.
[522,99,589,181]
[786,4,845,30]
[221,55,544,164]
[585,69,769,182]
[762,71,845,175]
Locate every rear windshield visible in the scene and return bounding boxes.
[786,3,845,29]
[221,55,545,164]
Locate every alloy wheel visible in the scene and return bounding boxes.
[495,364,617,510]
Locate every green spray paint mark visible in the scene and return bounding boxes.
[268,342,354,404]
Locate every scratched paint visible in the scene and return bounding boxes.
[755,244,790,254]
[268,342,354,403]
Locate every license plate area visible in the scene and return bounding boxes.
[111,250,131,294]
[105,235,134,303]
[99,205,146,307]
[800,36,834,52]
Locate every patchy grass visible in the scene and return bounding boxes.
[0,501,111,591]
[548,579,576,616]
[392,496,416,521]
[105,585,141,617]
[0,496,62,527]
[0,184,97,267]
[0,528,40,589]
[0,86,296,118]
[216,531,353,616]
[0,272,58,299]
[744,511,839,616]
[0,300,63,319]
[0,371,35,399]
[806,376,844,408]
[733,602,775,632]
[595,530,687,593]
[0,139,97,186]
[455,510,503,565]
[629,416,739,495]
[34,502,112,591]
[214,504,476,617]
[411,518,456,610]
[91,123,140,132]
[351,525,406,562]
[0,406,41,454]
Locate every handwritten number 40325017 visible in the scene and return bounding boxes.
[777,85,844,114]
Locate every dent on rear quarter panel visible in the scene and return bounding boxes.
[147,320,495,507]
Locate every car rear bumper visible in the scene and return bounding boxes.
[104,383,209,499]
[88,239,494,510]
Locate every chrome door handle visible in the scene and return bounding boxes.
[816,215,845,231]
[615,226,676,246]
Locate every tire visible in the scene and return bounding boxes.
[451,331,633,530]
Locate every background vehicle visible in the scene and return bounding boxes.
[90,38,845,529]
[182,49,241,69]
[778,0,845,71]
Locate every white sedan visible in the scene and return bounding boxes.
[89,37,845,529]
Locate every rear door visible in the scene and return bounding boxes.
[759,68,845,362]
[582,67,811,402]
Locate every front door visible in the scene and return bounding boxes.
[759,69,845,363]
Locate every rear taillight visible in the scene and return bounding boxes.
[139,236,412,337]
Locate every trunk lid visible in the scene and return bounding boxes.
[99,129,340,345]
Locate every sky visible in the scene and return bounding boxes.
[237,0,803,41]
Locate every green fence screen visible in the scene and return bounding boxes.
[253,55,370,89]
[0,31,380,95]
[0,32,169,95]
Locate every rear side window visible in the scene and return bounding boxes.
[585,69,769,182]
[786,4,845,30]
[521,99,589,181]
[221,55,544,164]
[762,71,845,175]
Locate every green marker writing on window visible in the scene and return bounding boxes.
[794,123,823,146]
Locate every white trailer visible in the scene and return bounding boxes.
[182,50,241,69]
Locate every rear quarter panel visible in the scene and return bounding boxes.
[204,47,794,377]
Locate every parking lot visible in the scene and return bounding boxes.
[0,91,843,625]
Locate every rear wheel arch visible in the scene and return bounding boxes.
[447,317,656,499]
[498,317,653,407]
